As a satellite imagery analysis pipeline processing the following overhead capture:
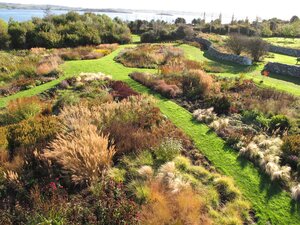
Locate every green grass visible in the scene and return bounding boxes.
[179,44,300,95]
[264,37,300,49]
[1,44,300,224]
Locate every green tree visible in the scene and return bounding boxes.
[0,19,9,49]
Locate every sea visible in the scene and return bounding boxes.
[0,9,202,23]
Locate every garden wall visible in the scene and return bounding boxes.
[192,37,252,66]
[264,62,300,78]
[269,45,300,57]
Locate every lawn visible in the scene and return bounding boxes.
[264,37,300,49]
[1,43,300,224]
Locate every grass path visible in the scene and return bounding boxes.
[63,47,300,225]
[1,44,300,224]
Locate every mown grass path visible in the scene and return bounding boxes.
[1,45,300,224]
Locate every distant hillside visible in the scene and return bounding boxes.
[0,2,131,13]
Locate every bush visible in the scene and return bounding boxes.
[209,96,231,115]
[153,138,182,163]
[152,80,182,98]
[7,116,60,157]
[181,70,214,100]
[0,97,43,125]
[110,81,139,100]
[241,110,269,128]
[90,180,139,225]
[225,33,247,55]
[246,37,269,61]
[269,115,291,132]
[281,135,300,168]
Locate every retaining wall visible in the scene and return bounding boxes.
[269,45,300,57]
[264,62,300,78]
[192,37,252,66]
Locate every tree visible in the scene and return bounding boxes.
[0,19,9,49]
[8,20,28,49]
[290,16,300,23]
[175,17,186,25]
[225,33,246,55]
[246,37,269,61]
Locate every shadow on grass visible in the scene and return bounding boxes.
[290,199,300,215]
[258,172,283,201]
[269,73,300,86]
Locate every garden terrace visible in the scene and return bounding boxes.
[0,43,300,224]
[0,73,253,224]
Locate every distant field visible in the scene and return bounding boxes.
[264,37,300,49]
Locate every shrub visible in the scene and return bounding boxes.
[44,123,115,186]
[7,116,60,157]
[36,55,63,76]
[241,110,269,128]
[152,80,182,98]
[0,127,7,149]
[129,72,154,87]
[269,115,291,132]
[281,135,300,168]
[89,180,139,225]
[153,138,182,164]
[225,33,247,55]
[110,81,139,100]
[0,97,43,125]
[209,96,231,115]
[245,37,269,61]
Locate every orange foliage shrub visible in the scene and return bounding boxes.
[140,182,212,225]
[152,80,182,98]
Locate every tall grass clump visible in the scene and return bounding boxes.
[44,122,115,186]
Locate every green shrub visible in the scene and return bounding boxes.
[108,168,126,183]
[0,127,7,149]
[281,135,300,169]
[241,110,269,128]
[269,115,291,132]
[7,116,60,156]
[0,97,42,125]
[209,96,231,115]
[153,138,182,164]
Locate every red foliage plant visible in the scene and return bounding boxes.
[110,81,139,100]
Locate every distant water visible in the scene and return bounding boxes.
[0,9,201,23]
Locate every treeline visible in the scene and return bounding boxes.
[128,16,300,40]
[0,12,131,49]
[128,20,194,43]
[192,15,300,38]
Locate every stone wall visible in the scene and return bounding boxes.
[192,37,253,66]
[264,62,300,78]
[269,45,300,57]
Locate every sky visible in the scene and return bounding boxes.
[2,0,300,21]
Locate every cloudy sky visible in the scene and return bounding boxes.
[2,0,299,21]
